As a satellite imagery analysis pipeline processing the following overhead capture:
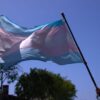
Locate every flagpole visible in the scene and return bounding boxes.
[61,12,100,97]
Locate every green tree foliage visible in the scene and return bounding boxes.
[0,64,19,88]
[15,68,76,100]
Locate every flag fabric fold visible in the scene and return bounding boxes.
[0,15,83,68]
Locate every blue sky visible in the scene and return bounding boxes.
[0,0,100,100]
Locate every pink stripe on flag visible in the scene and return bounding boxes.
[0,28,25,56]
[20,24,79,57]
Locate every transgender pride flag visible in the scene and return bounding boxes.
[0,15,83,68]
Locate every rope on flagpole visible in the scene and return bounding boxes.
[61,12,100,99]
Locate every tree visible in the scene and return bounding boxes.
[0,64,19,91]
[15,68,76,100]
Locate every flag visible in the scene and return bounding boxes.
[0,15,83,68]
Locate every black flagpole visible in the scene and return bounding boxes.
[61,12,100,98]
